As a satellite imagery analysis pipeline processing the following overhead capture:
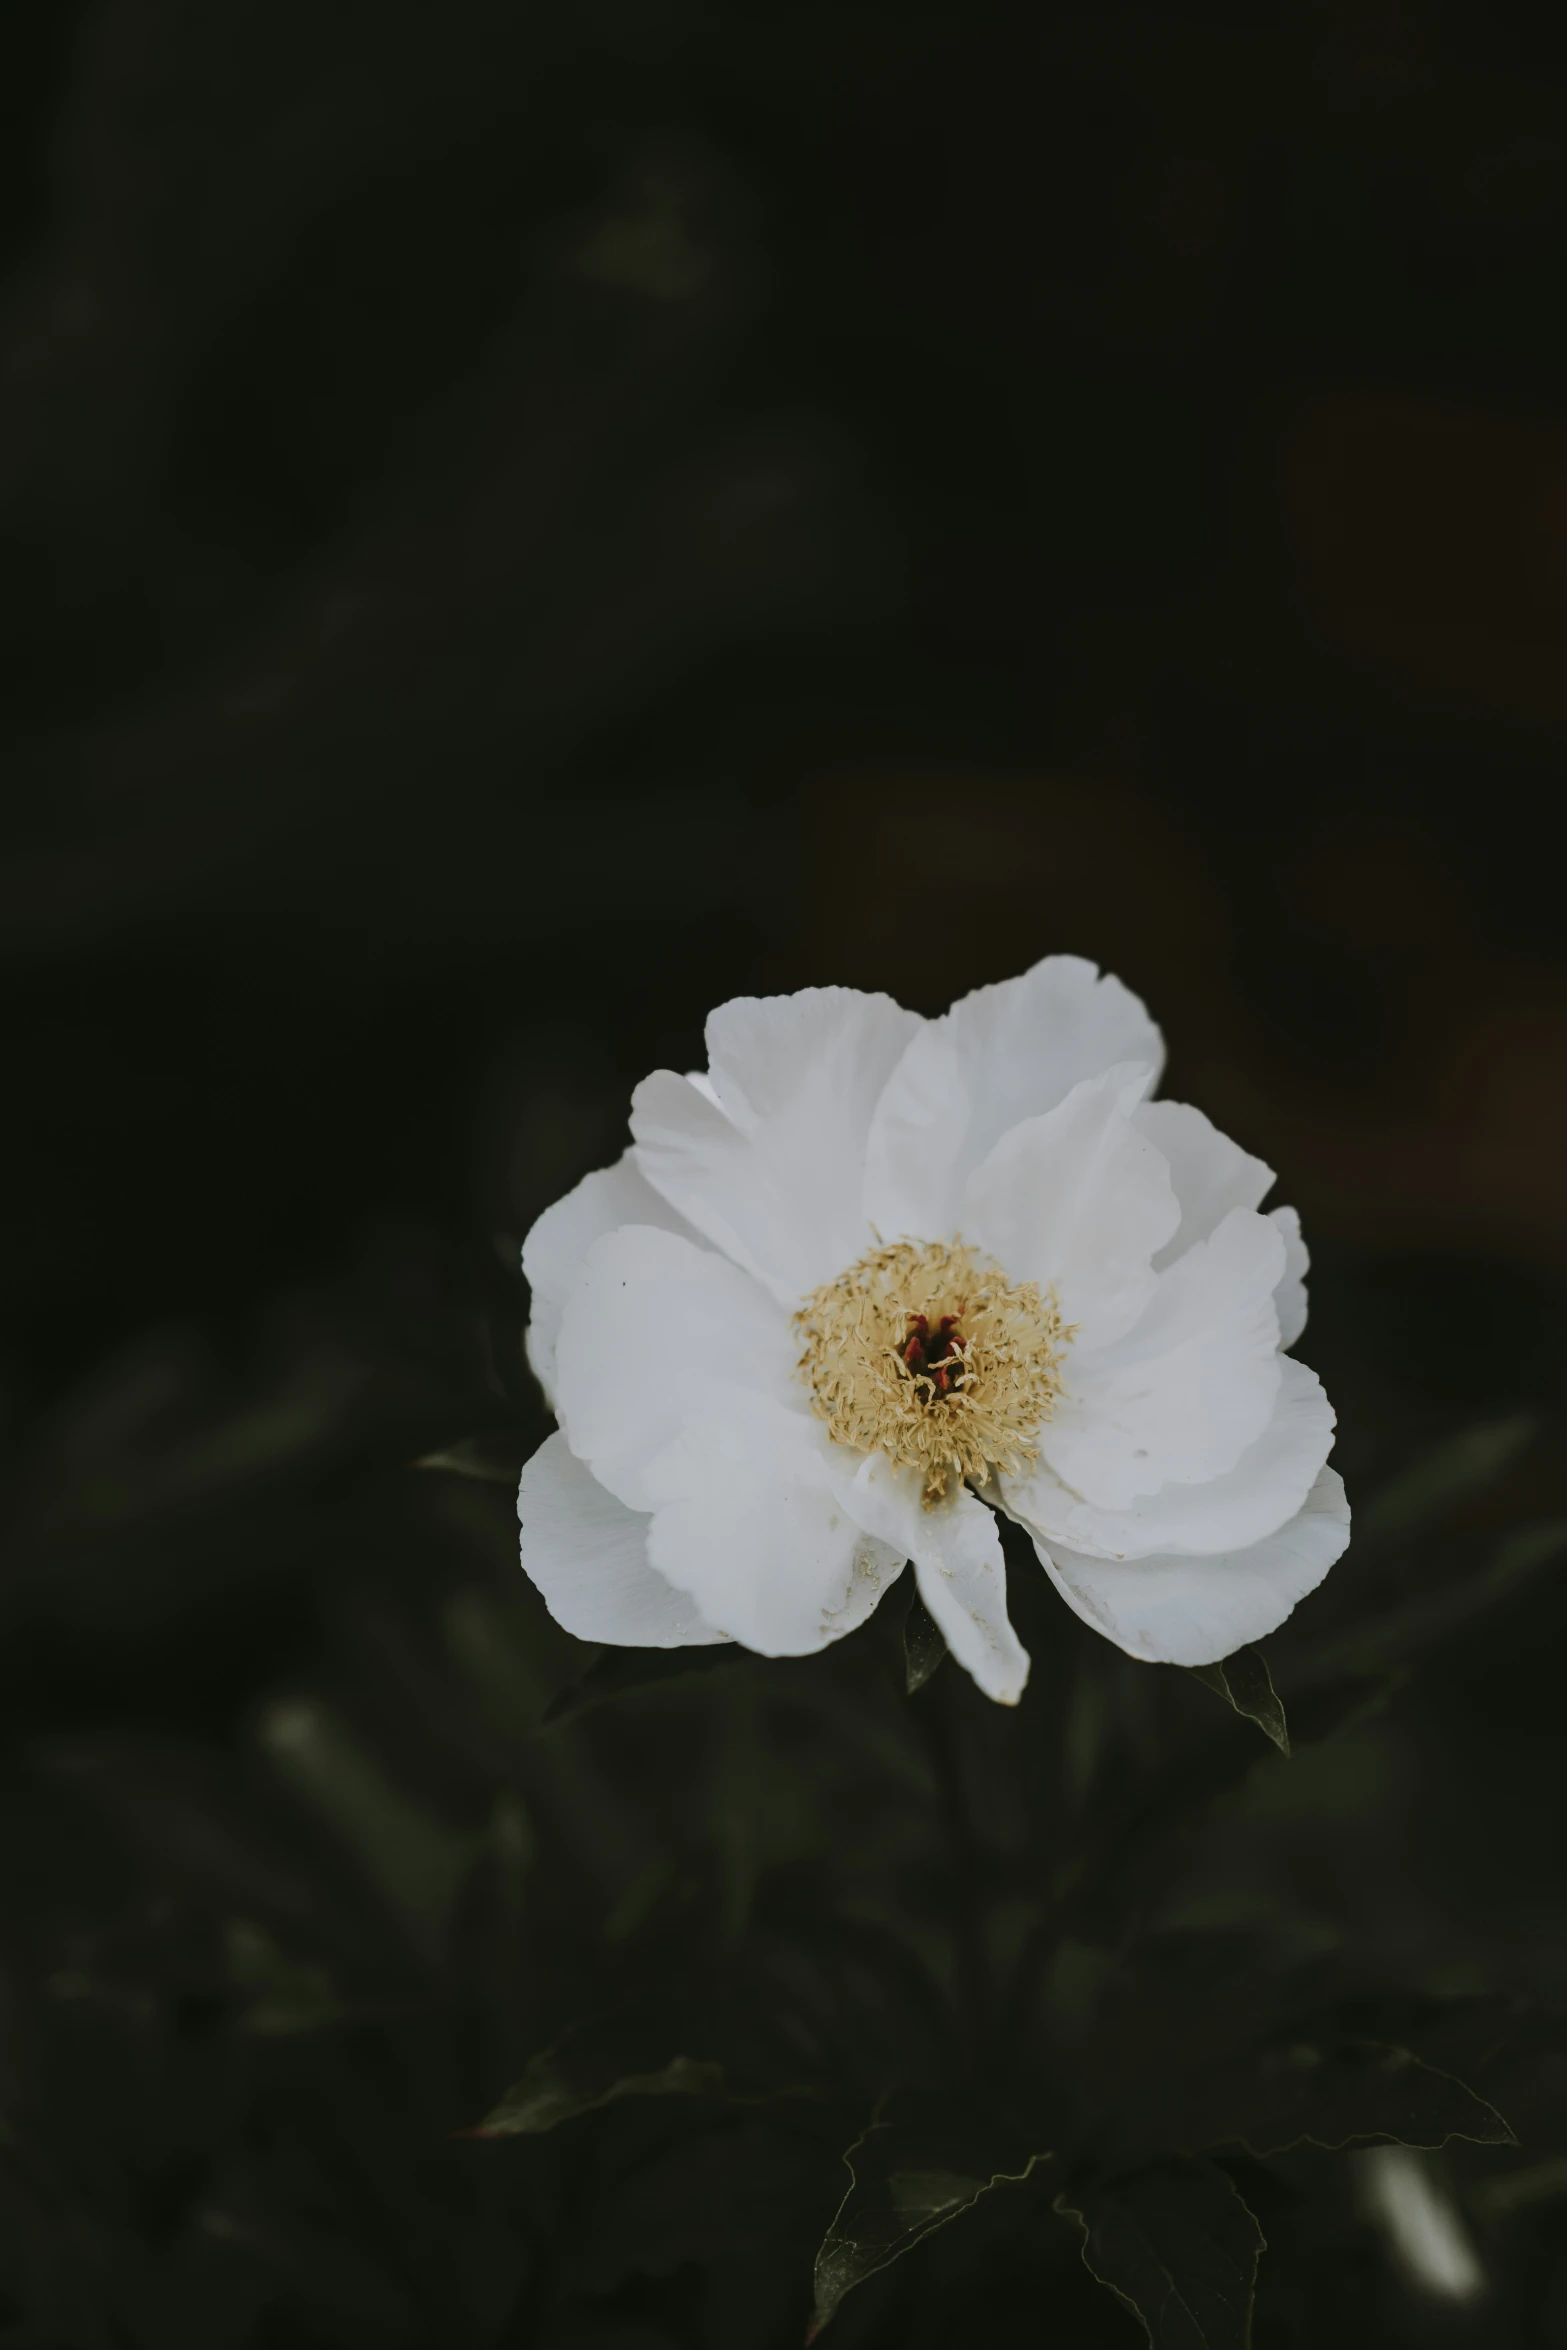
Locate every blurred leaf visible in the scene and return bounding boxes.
[1199,2039,1515,2157]
[1063,1653,1110,1813]
[542,1639,744,1726]
[468,2021,725,2137]
[1355,1417,1535,1547]
[1063,1663,1385,1944]
[1469,2154,1567,2216]
[569,2113,829,2294]
[1297,1520,1567,1685]
[444,1587,552,1733]
[809,2104,1050,2334]
[226,1920,343,2036]
[1279,1667,1406,1747]
[1187,1648,1289,1757]
[1086,1924,1344,2122]
[1055,2159,1263,2350]
[414,1431,528,1484]
[226,2201,425,2341]
[903,1584,947,1695]
[259,1699,482,1948]
[1381,1991,1567,2154]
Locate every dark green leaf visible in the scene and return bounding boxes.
[571,2114,827,2294]
[260,1699,482,1947]
[1201,2039,1515,2157]
[1354,1416,1535,1547]
[467,2023,725,2138]
[227,1920,343,2037]
[1278,1667,1405,1748]
[1383,1990,1567,2153]
[443,1588,553,1732]
[1187,1648,1289,1757]
[1470,2155,1567,2217]
[1063,1664,1376,1943]
[903,1584,948,1695]
[1296,1520,1567,1686]
[810,2105,1050,2333]
[1055,2159,1264,2350]
[541,1638,746,1727]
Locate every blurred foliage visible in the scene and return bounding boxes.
[4,0,1567,2341]
[2,1231,1567,2345]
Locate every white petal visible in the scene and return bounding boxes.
[1041,1207,1286,1508]
[517,1432,728,1647]
[642,1401,904,1656]
[522,1152,701,1404]
[553,1224,798,1511]
[626,1071,757,1269]
[864,955,1165,1242]
[1270,1205,1309,1350]
[828,1452,1030,1704]
[1003,1356,1335,1558]
[1135,1100,1274,1270]
[961,1063,1176,1349]
[1035,1465,1350,1665]
[632,988,923,1304]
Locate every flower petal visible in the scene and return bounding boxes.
[864,955,1165,1242]
[1003,1356,1335,1559]
[632,988,923,1303]
[1041,1207,1286,1508]
[961,1063,1177,1349]
[553,1223,798,1511]
[1135,1100,1274,1270]
[1270,1205,1309,1350]
[522,1151,701,1404]
[829,1452,1030,1704]
[517,1431,728,1647]
[1130,1102,1309,1348]
[642,1400,904,1655]
[1034,1465,1350,1665]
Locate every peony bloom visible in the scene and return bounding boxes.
[518,959,1348,1703]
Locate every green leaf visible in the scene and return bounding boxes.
[810,2105,1050,2333]
[1354,1416,1535,1547]
[1187,1648,1289,1757]
[542,1638,746,1727]
[903,1583,947,1695]
[1055,2159,1264,2350]
[467,2024,725,2137]
[1201,2039,1516,2158]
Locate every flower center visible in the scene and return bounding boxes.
[793,1237,1069,1508]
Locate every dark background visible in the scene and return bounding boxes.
[3,2,1567,2344]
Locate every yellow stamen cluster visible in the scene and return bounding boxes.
[793,1237,1070,1507]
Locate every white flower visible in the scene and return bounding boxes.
[518,958,1348,1704]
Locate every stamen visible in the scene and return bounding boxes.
[793,1237,1071,1507]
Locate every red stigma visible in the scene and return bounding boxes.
[902,1310,965,1396]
